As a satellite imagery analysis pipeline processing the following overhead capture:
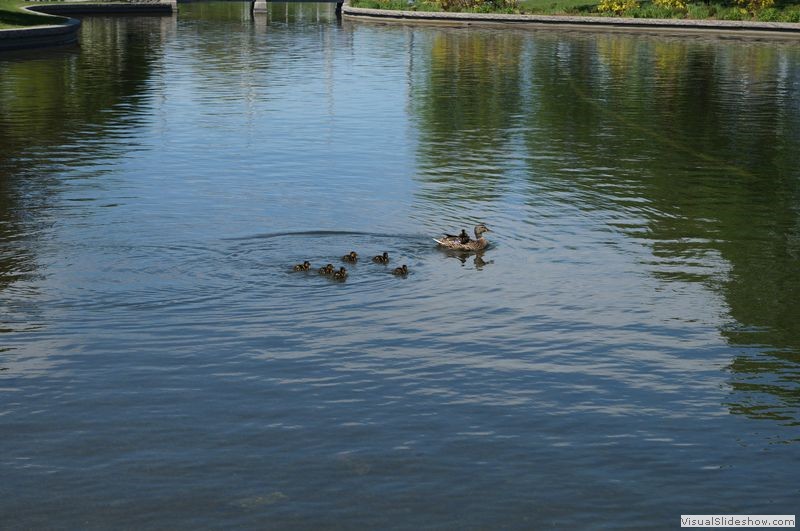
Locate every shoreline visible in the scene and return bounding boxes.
[4,0,800,52]
[342,4,800,36]
[0,1,175,51]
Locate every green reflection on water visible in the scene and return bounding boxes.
[0,16,165,309]
[411,29,800,426]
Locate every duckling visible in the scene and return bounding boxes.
[372,252,389,264]
[332,266,348,281]
[292,260,311,272]
[318,263,335,275]
[392,264,408,276]
[342,251,358,263]
[459,229,470,244]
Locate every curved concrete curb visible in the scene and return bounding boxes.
[0,10,79,50]
[0,1,176,51]
[343,5,800,36]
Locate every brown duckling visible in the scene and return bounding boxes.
[342,251,358,263]
[332,267,348,281]
[293,260,311,272]
[372,252,389,264]
[319,263,335,275]
[392,264,408,276]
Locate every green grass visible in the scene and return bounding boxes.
[351,0,800,21]
[0,0,67,29]
[353,0,439,9]
[609,2,800,20]
[517,0,598,14]
[350,0,596,12]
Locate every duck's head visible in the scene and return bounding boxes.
[474,224,490,238]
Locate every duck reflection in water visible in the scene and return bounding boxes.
[441,249,492,270]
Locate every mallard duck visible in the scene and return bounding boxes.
[392,264,408,276]
[342,251,358,263]
[372,252,389,264]
[434,224,491,251]
[332,267,348,281]
[293,261,311,271]
[319,263,335,275]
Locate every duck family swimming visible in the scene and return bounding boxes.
[293,224,490,280]
[434,224,491,251]
[292,223,491,280]
[294,254,407,282]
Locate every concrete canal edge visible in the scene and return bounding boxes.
[342,4,800,36]
[0,14,80,50]
[0,1,176,51]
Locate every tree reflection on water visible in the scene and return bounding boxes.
[410,28,800,427]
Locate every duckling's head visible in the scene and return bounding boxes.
[382,252,389,260]
[338,267,347,274]
[350,251,358,259]
[303,261,311,269]
[474,224,490,237]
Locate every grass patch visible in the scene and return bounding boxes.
[353,0,442,9]
[352,0,800,21]
[0,0,66,29]
[518,0,599,13]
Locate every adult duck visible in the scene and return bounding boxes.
[434,224,491,251]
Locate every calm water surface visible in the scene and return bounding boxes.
[1,4,799,528]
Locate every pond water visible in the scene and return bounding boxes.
[1,4,799,528]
